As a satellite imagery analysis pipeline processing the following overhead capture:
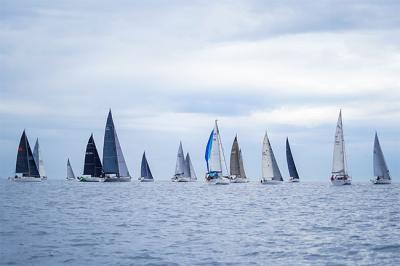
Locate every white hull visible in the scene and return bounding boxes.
[66,178,76,181]
[139,178,154,182]
[260,179,283,185]
[9,176,42,182]
[206,177,230,185]
[78,176,103,182]
[229,177,249,183]
[288,177,299,183]
[331,178,351,186]
[371,177,391,184]
[103,176,131,182]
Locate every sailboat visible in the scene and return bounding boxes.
[172,142,187,182]
[185,153,197,181]
[102,110,131,182]
[286,138,300,182]
[371,132,391,184]
[139,152,154,182]
[66,158,76,180]
[330,110,351,185]
[229,136,248,183]
[261,131,283,184]
[33,139,47,180]
[78,134,104,182]
[9,130,42,182]
[205,120,230,185]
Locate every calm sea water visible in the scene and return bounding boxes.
[0,179,399,266]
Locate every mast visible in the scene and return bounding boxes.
[175,142,185,176]
[373,132,391,180]
[103,109,130,177]
[83,134,103,177]
[262,131,283,181]
[16,130,39,177]
[286,138,299,179]
[332,110,346,176]
[230,136,240,176]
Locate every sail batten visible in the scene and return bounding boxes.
[286,138,299,179]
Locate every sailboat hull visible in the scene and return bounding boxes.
[139,178,154,182]
[229,177,249,183]
[78,176,103,182]
[330,176,351,186]
[288,177,300,183]
[103,176,131,182]
[260,179,282,185]
[66,178,76,181]
[206,175,230,185]
[370,177,391,184]
[9,176,42,182]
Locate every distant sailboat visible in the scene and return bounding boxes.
[330,110,351,185]
[371,132,391,184]
[261,132,283,184]
[9,130,42,182]
[172,142,187,182]
[66,158,76,180]
[229,136,248,183]
[33,139,47,180]
[205,120,230,185]
[102,110,131,182]
[185,153,197,181]
[286,138,299,182]
[139,152,154,182]
[78,134,104,182]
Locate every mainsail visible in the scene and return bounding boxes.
[175,142,185,177]
[186,153,197,180]
[33,139,46,178]
[373,133,391,180]
[141,152,153,180]
[262,132,283,181]
[332,110,347,176]
[67,158,75,179]
[286,138,299,179]
[103,110,130,177]
[238,149,247,179]
[83,134,103,177]
[230,136,240,176]
[205,120,228,175]
[15,130,40,177]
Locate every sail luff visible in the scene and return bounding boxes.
[286,138,299,179]
[230,136,240,176]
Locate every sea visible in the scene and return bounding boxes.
[1,179,399,266]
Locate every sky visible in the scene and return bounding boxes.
[1,0,399,181]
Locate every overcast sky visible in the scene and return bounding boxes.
[1,0,399,181]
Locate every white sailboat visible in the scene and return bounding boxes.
[229,136,248,183]
[261,131,283,184]
[172,142,188,182]
[66,158,76,180]
[371,132,391,184]
[9,130,42,182]
[33,139,47,180]
[330,110,351,185]
[205,120,230,185]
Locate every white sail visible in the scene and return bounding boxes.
[373,133,391,180]
[209,121,222,173]
[187,153,197,180]
[33,139,46,178]
[262,132,283,181]
[175,142,185,176]
[67,159,75,179]
[332,111,347,175]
